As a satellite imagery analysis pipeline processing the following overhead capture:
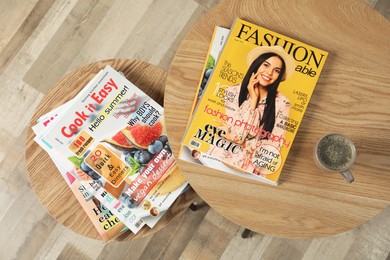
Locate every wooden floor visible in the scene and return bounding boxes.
[1,0,390,259]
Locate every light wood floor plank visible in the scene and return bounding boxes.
[3,0,79,81]
[180,208,239,259]
[0,0,39,53]
[24,0,117,93]
[0,0,53,74]
[66,0,155,71]
[137,198,209,259]
[116,0,200,69]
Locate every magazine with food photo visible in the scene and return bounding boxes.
[38,65,188,233]
[52,155,129,242]
[33,105,129,243]
[180,17,328,185]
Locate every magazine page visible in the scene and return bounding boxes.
[47,148,146,233]
[39,65,188,231]
[33,108,129,243]
[51,154,129,243]
[190,26,230,114]
[180,17,328,185]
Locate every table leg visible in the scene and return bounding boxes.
[188,200,255,238]
[241,228,253,238]
[189,202,198,211]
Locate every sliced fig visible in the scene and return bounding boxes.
[103,131,134,148]
[121,121,163,149]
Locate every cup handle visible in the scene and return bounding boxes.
[340,170,354,183]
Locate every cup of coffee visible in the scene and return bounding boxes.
[314,133,356,183]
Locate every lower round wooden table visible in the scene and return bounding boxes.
[164,0,390,238]
[25,59,195,240]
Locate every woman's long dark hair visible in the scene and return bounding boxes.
[238,52,286,136]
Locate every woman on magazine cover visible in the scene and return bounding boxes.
[209,45,296,175]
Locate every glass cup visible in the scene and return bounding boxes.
[314,133,356,183]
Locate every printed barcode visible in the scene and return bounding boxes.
[135,219,144,228]
[190,140,200,148]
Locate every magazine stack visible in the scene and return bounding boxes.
[32,65,189,243]
[179,17,328,185]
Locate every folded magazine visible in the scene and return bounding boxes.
[180,18,328,185]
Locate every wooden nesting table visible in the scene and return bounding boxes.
[25,59,195,240]
[164,0,390,238]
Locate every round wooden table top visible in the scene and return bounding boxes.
[25,59,195,241]
[164,0,390,238]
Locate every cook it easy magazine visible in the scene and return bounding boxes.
[179,18,328,185]
[33,108,128,243]
[37,65,188,234]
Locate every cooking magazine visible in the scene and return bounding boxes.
[37,65,188,233]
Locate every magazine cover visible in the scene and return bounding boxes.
[180,25,269,184]
[33,108,129,243]
[180,17,328,185]
[38,65,188,232]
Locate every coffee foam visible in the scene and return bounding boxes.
[316,134,354,171]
